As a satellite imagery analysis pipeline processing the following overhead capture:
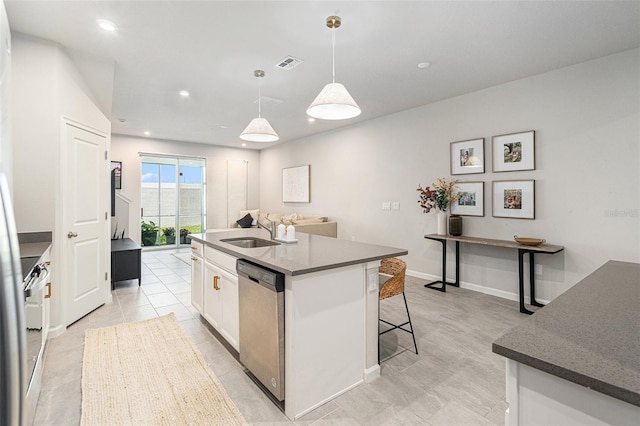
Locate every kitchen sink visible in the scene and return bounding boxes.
[220,237,280,248]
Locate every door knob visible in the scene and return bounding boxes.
[67,232,78,238]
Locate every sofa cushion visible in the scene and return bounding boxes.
[281,213,300,225]
[259,212,282,224]
[236,213,254,228]
[292,218,325,225]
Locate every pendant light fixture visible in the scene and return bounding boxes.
[307,15,361,120]
[240,70,279,142]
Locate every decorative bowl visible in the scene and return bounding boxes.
[514,235,546,246]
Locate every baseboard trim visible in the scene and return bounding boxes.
[406,269,550,305]
[364,364,380,383]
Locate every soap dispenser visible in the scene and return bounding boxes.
[277,223,286,240]
[286,224,296,241]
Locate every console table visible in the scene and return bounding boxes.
[424,234,564,314]
[111,238,142,290]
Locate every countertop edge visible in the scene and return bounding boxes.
[191,233,408,276]
[492,342,640,407]
[492,260,640,408]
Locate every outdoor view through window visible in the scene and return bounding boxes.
[140,155,206,248]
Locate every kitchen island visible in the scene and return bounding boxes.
[493,260,640,425]
[189,229,408,420]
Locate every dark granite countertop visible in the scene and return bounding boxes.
[493,260,640,407]
[190,229,407,276]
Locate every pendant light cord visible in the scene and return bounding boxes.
[331,28,336,83]
[258,78,262,118]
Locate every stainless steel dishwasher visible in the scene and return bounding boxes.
[237,259,285,402]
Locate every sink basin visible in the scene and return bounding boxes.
[220,237,280,248]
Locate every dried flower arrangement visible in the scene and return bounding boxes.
[417,178,459,213]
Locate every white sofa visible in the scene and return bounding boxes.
[230,210,338,238]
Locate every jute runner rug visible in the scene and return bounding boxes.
[81,313,247,425]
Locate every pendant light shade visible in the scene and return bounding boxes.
[240,117,279,142]
[307,16,361,120]
[307,82,361,120]
[240,70,279,142]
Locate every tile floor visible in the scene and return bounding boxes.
[34,248,525,425]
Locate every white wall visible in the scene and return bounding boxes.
[12,33,110,231]
[0,1,11,193]
[260,48,640,303]
[11,33,111,331]
[110,135,261,244]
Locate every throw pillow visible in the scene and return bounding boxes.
[240,209,259,226]
[236,213,253,228]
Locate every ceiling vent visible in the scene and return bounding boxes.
[275,56,303,70]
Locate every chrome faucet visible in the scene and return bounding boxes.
[257,217,276,240]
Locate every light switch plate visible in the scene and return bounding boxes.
[392,202,400,211]
[382,202,391,210]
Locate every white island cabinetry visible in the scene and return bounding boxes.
[189,229,408,420]
[190,242,239,351]
[190,241,204,313]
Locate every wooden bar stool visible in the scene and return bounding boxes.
[378,258,418,362]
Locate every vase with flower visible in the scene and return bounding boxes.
[417,178,459,235]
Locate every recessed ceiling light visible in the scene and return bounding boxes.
[143,131,151,136]
[417,61,431,69]
[241,143,247,147]
[179,90,190,97]
[117,118,126,123]
[97,19,117,32]
[219,125,229,129]
[307,117,316,123]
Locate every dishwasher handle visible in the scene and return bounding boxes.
[237,259,285,292]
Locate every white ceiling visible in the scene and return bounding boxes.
[5,1,640,150]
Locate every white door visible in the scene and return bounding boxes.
[63,123,108,325]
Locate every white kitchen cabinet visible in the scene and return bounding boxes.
[218,267,239,349]
[197,246,239,351]
[203,260,222,330]
[190,242,204,314]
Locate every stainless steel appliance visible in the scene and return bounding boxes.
[0,174,26,426]
[237,259,285,402]
[22,257,49,424]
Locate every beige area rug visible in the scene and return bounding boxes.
[172,252,192,265]
[81,313,246,426]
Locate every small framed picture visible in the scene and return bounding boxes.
[111,161,122,189]
[492,180,535,219]
[492,130,535,172]
[450,138,484,175]
[451,181,484,216]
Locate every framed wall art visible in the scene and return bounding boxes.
[282,165,310,203]
[111,161,122,189]
[451,181,484,216]
[492,180,535,219]
[492,130,535,172]
[450,138,484,175]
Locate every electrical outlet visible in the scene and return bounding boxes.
[382,202,391,210]
[392,202,400,211]
[535,264,543,275]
